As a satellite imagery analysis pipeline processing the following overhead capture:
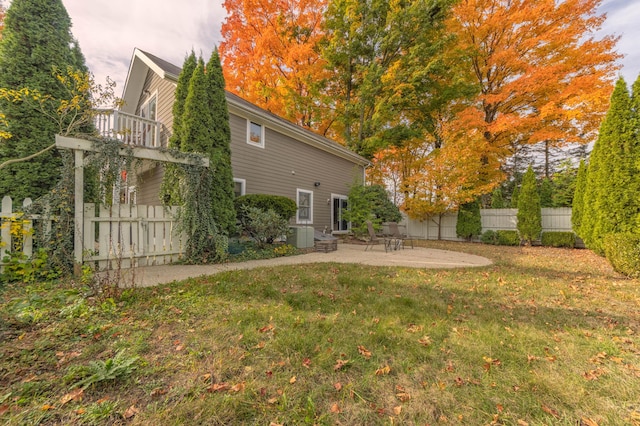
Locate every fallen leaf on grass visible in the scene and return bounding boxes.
[517,420,529,426]
[75,408,86,415]
[358,345,372,359]
[334,382,342,391]
[393,406,402,415]
[418,336,432,346]
[230,382,245,393]
[396,392,411,402]
[330,403,341,413]
[59,388,84,405]
[334,359,350,371]
[123,405,139,419]
[302,358,311,368]
[259,324,274,333]
[580,417,599,426]
[406,324,423,333]
[255,341,266,349]
[541,404,559,418]
[375,365,391,375]
[0,405,9,415]
[267,397,278,404]
[289,376,296,384]
[582,368,606,381]
[41,405,54,411]
[207,383,229,393]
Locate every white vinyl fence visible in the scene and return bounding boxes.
[396,208,573,241]
[1,195,184,272]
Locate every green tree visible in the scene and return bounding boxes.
[205,48,236,236]
[551,160,578,208]
[0,0,89,202]
[572,159,587,236]
[343,184,401,237]
[581,77,635,253]
[490,187,505,208]
[161,52,198,205]
[517,166,541,244]
[456,198,482,241]
[322,0,454,157]
[539,177,554,208]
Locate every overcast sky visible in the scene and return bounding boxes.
[60,0,640,97]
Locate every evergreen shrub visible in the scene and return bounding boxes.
[480,230,520,246]
[497,230,520,246]
[602,233,640,278]
[456,199,482,240]
[541,232,575,248]
[235,194,297,221]
[481,230,498,245]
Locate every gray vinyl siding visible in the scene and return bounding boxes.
[129,68,366,228]
[229,114,364,230]
[134,70,176,205]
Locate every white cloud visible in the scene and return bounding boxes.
[63,0,225,95]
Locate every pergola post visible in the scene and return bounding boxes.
[74,148,84,276]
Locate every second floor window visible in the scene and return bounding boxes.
[247,121,265,148]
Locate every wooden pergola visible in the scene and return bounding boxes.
[55,135,209,274]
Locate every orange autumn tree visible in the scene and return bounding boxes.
[448,0,620,174]
[219,0,331,133]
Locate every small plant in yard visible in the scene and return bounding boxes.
[71,350,138,390]
[541,231,576,248]
[517,166,542,244]
[239,206,291,248]
[273,243,297,257]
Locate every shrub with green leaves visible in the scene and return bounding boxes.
[235,194,297,222]
[497,230,520,246]
[517,166,542,244]
[239,206,291,248]
[480,230,498,245]
[541,232,575,248]
[456,199,482,241]
[71,350,139,390]
[602,233,640,278]
[343,184,401,237]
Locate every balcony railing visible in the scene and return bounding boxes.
[94,109,160,148]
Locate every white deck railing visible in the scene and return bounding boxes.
[94,109,161,148]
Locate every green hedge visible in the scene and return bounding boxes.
[541,232,575,248]
[480,230,520,246]
[234,194,297,221]
[602,233,640,278]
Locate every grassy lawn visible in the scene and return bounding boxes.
[1,241,639,425]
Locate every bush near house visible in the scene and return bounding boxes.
[602,232,640,278]
[234,194,297,222]
[541,231,575,248]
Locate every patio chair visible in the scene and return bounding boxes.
[365,221,393,252]
[388,222,413,249]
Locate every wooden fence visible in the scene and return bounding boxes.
[398,208,573,241]
[1,195,184,271]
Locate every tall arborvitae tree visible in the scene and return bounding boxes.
[205,48,236,236]
[517,166,541,244]
[456,199,482,241]
[161,51,198,205]
[0,0,88,202]
[169,51,197,150]
[581,77,634,253]
[572,159,587,236]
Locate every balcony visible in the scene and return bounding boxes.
[94,109,161,148]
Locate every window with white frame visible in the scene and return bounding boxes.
[296,189,313,224]
[233,178,246,198]
[247,120,265,148]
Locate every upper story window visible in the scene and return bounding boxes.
[247,120,265,148]
[141,94,157,121]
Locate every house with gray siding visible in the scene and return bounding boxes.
[114,48,369,233]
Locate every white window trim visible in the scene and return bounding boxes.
[331,193,350,233]
[246,120,265,148]
[233,178,246,197]
[296,188,313,224]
